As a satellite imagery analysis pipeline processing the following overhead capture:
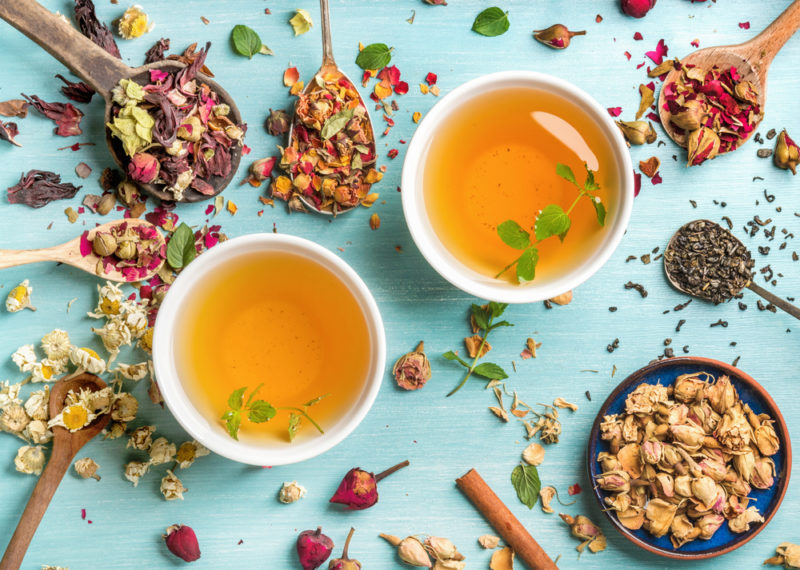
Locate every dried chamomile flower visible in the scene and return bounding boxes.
[161,469,187,500]
[111,392,138,422]
[540,486,556,514]
[92,318,132,359]
[15,445,46,475]
[127,425,156,450]
[124,460,150,486]
[117,5,153,40]
[30,358,66,383]
[104,421,127,440]
[148,373,163,406]
[24,420,52,444]
[74,457,101,480]
[765,543,800,568]
[41,329,71,360]
[176,440,209,469]
[49,402,94,432]
[114,362,149,381]
[478,535,500,549]
[24,387,50,421]
[148,436,176,465]
[69,346,106,375]
[522,442,545,466]
[5,279,35,312]
[12,344,38,373]
[0,381,23,409]
[120,301,149,338]
[279,480,307,504]
[553,397,578,411]
[88,282,124,318]
[138,327,154,354]
[1,404,31,434]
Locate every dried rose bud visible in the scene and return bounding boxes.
[644,498,677,538]
[329,528,361,570]
[163,524,201,562]
[266,108,291,136]
[774,129,799,174]
[595,470,630,493]
[425,536,462,561]
[127,152,160,184]
[533,24,586,50]
[616,120,657,145]
[640,440,662,464]
[696,513,725,540]
[560,513,607,552]
[423,0,447,4]
[621,0,656,18]
[397,537,432,567]
[765,543,800,568]
[92,232,117,257]
[751,456,776,489]
[249,156,278,182]
[392,341,431,391]
[670,100,707,132]
[686,127,721,166]
[116,239,137,260]
[329,460,409,510]
[297,527,334,570]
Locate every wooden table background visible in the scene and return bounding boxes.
[1,0,799,568]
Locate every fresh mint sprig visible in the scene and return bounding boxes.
[444,302,512,396]
[496,163,606,283]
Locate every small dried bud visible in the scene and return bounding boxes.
[669,100,707,132]
[560,513,606,552]
[127,152,160,184]
[533,24,586,50]
[595,470,630,493]
[398,537,431,568]
[540,486,556,513]
[392,341,431,391]
[127,425,155,450]
[266,108,291,136]
[329,461,409,510]
[616,120,657,145]
[425,537,461,562]
[621,0,656,18]
[74,457,100,480]
[96,192,116,216]
[279,480,307,504]
[116,179,141,207]
[163,524,201,562]
[733,81,759,105]
[686,126,721,166]
[640,440,662,464]
[92,232,118,257]
[774,129,799,174]
[765,543,800,568]
[369,212,381,230]
[115,239,137,260]
[329,527,361,570]
[522,442,545,466]
[751,455,776,489]
[297,528,334,570]
[249,156,277,182]
[696,513,725,540]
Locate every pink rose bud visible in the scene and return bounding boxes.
[296,527,334,570]
[128,152,160,184]
[163,524,201,562]
[621,0,656,18]
[329,460,409,510]
[533,24,586,50]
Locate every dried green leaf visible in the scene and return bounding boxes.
[511,463,541,509]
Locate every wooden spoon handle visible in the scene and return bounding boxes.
[0,248,65,270]
[319,0,335,67]
[740,0,800,70]
[748,282,800,321]
[0,444,73,570]
[0,0,129,99]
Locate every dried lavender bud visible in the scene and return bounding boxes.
[7,170,81,208]
[74,0,121,58]
[163,524,201,562]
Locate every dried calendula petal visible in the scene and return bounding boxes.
[489,546,514,570]
[478,535,500,549]
[639,156,661,178]
[369,213,381,230]
[522,442,545,466]
[636,83,654,120]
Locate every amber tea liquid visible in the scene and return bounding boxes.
[177,251,371,442]
[424,87,618,281]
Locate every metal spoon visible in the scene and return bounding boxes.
[658,0,800,150]
[287,0,376,215]
[0,0,243,203]
[0,218,166,282]
[664,219,800,320]
[0,373,110,570]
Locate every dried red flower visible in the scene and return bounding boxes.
[633,32,643,40]
[22,94,84,137]
[296,528,334,570]
[621,0,656,18]
[163,524,201,562]
[0,120,21,147]
[74,0,121,58]
[568,483,583,496]
[55,74,95,103]
[7,170,81,207]
[607,107,623,117]
[329,461,409,510]
[425,72,438,85]
[144,37,171,64]
[645,38,669,64]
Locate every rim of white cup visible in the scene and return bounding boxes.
[401,71,634,303]
[152,233,386,466]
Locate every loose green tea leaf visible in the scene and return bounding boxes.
[231,25,269,58]
[516,247,539,282]
[498,220,531,250]
[535,204,571,241]
[166,223,196,269]
[511,463,541,509]
[289,9,313,36]
[473,362,508,380]
[472,7,510,36]
[321,108,355,140]
[556,162,577,185]
[355,43,393,70]
[222,385,324,441]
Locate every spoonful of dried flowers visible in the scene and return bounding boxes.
[280,0,380,215]
[664,219,800,320]
[0,0,245,202]
[1,373,111,570]
[656,1,800,166]
[0,218,166,283]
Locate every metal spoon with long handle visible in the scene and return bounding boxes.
[0,0,243,203]
[664,219,800,321]
[658,0,800,149]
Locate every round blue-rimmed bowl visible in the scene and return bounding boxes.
[587,356,791,560]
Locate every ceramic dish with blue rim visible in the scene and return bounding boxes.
[587,356,791,560]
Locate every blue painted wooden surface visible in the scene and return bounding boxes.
[1,1,799,568]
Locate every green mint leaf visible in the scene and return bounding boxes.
[497,220,531,250]
[488,302,508,319]
[320,108,355,140]
[591,197,606,226]
[556,162,577,186]
[489,320,514,329]
[222,410,242,440]
[471,304,490,331]
[227,387,247,411]
[287,413,301,441]
[535,204,571,242]
[231,25,268,59]
[584,164,600,192]
[248,400,277,423]
[511,463,541,509]
[472,362,508,380]
[472,7,510,37]
[516,247,539,282]
[355,43,393,70]
[304,394,329,408]
[166,223,196,269]
[443,351,470,368]
[245,383,264,408]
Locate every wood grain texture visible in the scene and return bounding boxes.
[0,1,799,569]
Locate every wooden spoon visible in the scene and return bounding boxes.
[664,219,800,320]
[287,0,376,216]
[0,373,110,570]
[0,0,243,203]
[658,0,800,149]
[0,218,165,282]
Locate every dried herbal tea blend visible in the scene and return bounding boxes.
[424,88,616,282]
[664,219,754,304]
[106,43,246,201]
[177,251,370,442]
[80,222,165,282]
[272,71,381,213]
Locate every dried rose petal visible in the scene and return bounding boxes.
[144,37,170,64]
[607,107,623,117]
[645,39,668,65]
[0,120,21,147]
[22,94,84,137]
[0,99,28,118]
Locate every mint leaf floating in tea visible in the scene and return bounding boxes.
[330,460,410,510]
[511,462,541,509]
[472,7,510,37]
[231,25,272,58]
[166,223,197,270]
[496,163,605,283]
[355,43,393,70]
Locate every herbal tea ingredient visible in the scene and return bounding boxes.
[497,163,606,283]
[329,460,409,510]
[5,279,35,312]
[7,170,81,208]
[774,129,799,174]
[74,457,101,480]
[117,5,153,40]
[489,547,514,570]
[82,222,166,282]
[622,0,657,18]
[559,513,607,553]
[328,528,361,570]
[379,533,465,568]
[279,480,308,504]
[164,524,201,563]
[533,25,586,50]
[766,543,800,569]
[392,341,431,390]
[297,528,334,570]
[0,119,21,147]
[596,372,780,548]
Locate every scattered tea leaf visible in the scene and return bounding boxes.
[472,7,510,37]
[166,222,197,269]
[356,43,393,70]
[471,303,490,330]
[511,462,541,509]
[231,25,270,58]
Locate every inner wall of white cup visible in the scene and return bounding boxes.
[154,235,385,464]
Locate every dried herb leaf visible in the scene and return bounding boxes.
[511,462,541,509]
[166,223,197,269]
[443,350,470,368]
[355,43,393,70]
[497,220,531,250]
[231,25,270,58]
[320,108,355,140]
[472,7,510,37]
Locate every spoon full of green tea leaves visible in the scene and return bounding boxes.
[496,163,606,283]
[664,219,800,320]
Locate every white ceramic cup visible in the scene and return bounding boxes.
[401,71,634,303]
[152,233,386,465]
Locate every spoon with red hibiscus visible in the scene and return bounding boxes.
[0,0,245,203]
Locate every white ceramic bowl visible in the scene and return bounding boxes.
[152,233,386,465]
[401,71,634,303]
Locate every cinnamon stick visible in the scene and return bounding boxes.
[456,468,557,570]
